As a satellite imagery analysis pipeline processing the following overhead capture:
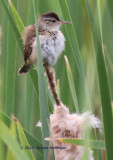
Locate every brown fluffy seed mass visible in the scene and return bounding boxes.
[50,103,101,160]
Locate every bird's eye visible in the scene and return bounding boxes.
[51,19,56,23]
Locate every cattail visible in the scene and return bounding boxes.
[50,103,101,160]
[44,63,61,106]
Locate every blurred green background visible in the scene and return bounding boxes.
[0,0,113,159]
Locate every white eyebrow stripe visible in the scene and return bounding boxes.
[44,17,55,21]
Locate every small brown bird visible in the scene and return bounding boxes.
[18,12,70,74]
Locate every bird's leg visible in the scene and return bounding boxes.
[44,63,61,106]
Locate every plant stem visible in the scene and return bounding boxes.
[44,63,61,106]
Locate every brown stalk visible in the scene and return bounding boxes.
[44,63,61,106]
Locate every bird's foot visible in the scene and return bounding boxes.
[33,66,38,72]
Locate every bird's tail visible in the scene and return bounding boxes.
[18,63,32,74]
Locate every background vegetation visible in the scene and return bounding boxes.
[0,0,113,160]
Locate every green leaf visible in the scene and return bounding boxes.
[58,0,91,110]
[85,0,113,159]
[0,111,44,159]
[8,0,24,33]
[17,120,35,160]
[0,0,23,53]
[60,138,105,150]
[0,120,29,160]
[0,140,5,160]
[64,56,79,113]
[32,1,50,159]
[2,0,17,117]
[5,25,16,117]
[6,120,17,160]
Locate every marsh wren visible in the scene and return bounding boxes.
[18,12,70,74]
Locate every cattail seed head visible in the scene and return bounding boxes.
[50,103,102,160]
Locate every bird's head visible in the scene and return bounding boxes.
[38,12,70,31]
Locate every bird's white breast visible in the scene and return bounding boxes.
[30,30,65,66]
[54,31,65,64]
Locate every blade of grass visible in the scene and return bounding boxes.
[25,75,34,131]
[64,56,79,113]
[0,120,29,160]
[8,0,24,33]
[0,140,5,160]
[60,139,105,150]
[85,0,113,159]
[46,137,105,150]
[5,24,16,117]
[0,8,7,159]
[0,0,23,52]
[24,0,35,132]
[32,1,50,159]
[17,120,35,160]
[107,0,113,25]
[58,0,91,111]
[0,5,8,113]
[5,0,17,118]
[0,110,44,159]
[6,119,17,160]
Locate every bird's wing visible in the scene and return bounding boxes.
[22,25,36,44]
[24,44,32,63]
[22,25,36,63]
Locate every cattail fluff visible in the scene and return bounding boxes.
[50,103,102,160]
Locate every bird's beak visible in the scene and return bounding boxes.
[59,20,71,24]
